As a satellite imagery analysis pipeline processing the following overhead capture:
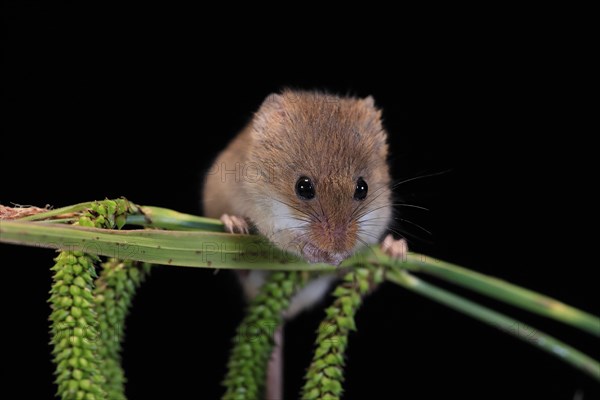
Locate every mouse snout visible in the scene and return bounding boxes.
[301,242,348,266]
[309,218,358,255]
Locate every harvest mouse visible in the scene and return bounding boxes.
[203,90,405,399]
[203,90,403,314]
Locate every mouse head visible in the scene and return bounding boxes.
[245,90,392,265]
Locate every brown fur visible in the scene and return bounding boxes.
[203,90,392,264]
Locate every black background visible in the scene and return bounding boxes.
[2,2,598,399]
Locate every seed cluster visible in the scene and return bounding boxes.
[222,271,306,400]
[49,199,140,400]
[302,266,384,400]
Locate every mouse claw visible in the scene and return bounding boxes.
[381,234,408,261]
[220,214,250,234]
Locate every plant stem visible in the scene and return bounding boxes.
[3,217,598,335]
[387,270,600,382]
[126,206,225,231]
[2,219,598,335]
[399,253,600,337]
[19,202,97,221]
[14,201,224,232]
[6,200,600,336]
[2,201,599,384]
[0,220,335,271]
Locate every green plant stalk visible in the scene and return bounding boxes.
[8,203,600,334]
[127,206,225,232]
[9,201,600,335]
[400,254,600,337]
[302,266,385,400]
[3,207,599,377]
[3,200,597,391]
[20,202,99,221]
[0,220,334,271]
[223,271,306,400]
[15,201,223,232]
[1,219,598,336]
[387,270,600,382]
[94,259,151,400]
[131,207,600,336]
[18,199,139,225]
[353,248,600,337]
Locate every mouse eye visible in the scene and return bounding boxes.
[295,176,315,200]
[354,177,368,200]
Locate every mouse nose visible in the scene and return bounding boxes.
[310,218,358,254]
[300,242,348,265]
[328,252,346,266]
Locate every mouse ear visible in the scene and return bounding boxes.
[362,95,382,119]
[252,93,287,137]
[360,95,383,130]
[359,95,387,154]
[362,95,376,109]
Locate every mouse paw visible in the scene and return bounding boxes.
[220,214,249,234]
[381,234,408,261]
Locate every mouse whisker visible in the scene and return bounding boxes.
[355,218,382,230]
[349,186,390,221]
[315,196,326,222]
[354,203,393,221]
[271,225,305,236]
[388,169,451,192]
[353,183,391,212]
[389,203,429,211]
[270,196,320,222]
[268,231,312,251]
[394,218,432,236]
[306,200,323,223]
[360,212,432,238]
[279,215,313,224]
[354,236,378,259]
[385,227,419,245]
[356,229,401,248]
[391,227,434,244]
[358,227,412,246]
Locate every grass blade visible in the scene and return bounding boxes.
[400,254,600,337]
[0,220,334,271]
[18,201,96,221]
[126,206,225,231]
[387,270,600,381]
[2,219,598,337]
